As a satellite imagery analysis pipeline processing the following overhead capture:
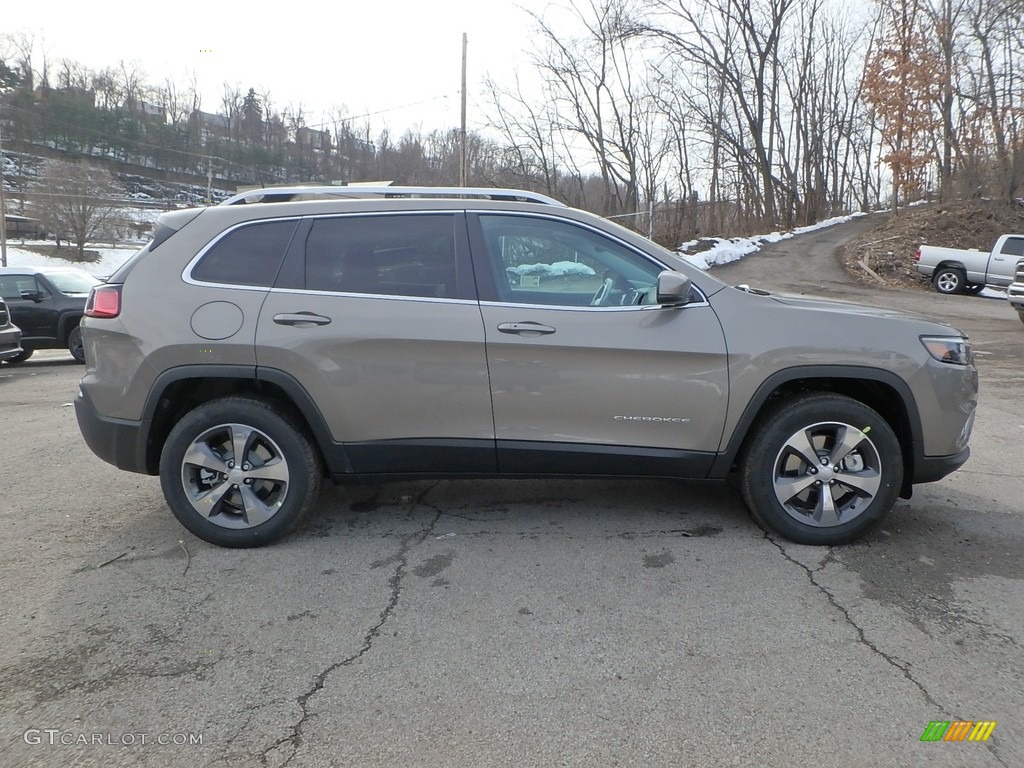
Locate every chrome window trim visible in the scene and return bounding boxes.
[267,287,478,306]
[477,293,709,312]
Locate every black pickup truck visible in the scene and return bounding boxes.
[0,266,100,363]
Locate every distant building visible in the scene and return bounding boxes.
[132,100,167,124]
[295,126,331,152]
[190,110,231,143]
[2,213,46,239]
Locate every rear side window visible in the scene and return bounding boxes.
[303,214,457,298]
[192,220,298,287]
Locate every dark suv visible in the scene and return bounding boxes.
[0,266,99,363]
[75,186,978,548]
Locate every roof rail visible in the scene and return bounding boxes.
[220,185,565,207]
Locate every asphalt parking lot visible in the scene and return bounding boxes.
[1,220,1022,767]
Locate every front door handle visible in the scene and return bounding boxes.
[273,312,332,327]
[497,321,556,336]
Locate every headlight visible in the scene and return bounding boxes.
[920,336,972,365]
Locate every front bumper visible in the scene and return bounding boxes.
[912,446,970,484]
[75,387,153,474]
[0,328,22,362]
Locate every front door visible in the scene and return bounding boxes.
[468,212,729,476]
[0,274,55,343]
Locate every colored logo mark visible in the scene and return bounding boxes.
[920,721,997,742]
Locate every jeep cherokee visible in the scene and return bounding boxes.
[75,186,978,548]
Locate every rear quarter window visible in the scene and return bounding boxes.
[191,219,299,287]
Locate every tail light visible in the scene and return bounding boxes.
[85,285,122,318]
[914,248,921,262]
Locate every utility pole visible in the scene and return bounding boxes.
[206,157,213,205]
[0,119,7,267]
[459,33,468,187]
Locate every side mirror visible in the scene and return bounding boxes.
[656,270,692,305]
[20,290,45,303]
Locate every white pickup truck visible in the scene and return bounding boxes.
[914,234,1024,294]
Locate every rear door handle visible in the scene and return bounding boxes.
[497,321,556,336]
[273,312,332,327]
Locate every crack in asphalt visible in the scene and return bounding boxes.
[767,534,1009,767]
[767,534,943,706]
[261,483,443,768]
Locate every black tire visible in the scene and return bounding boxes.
[68,325,85,363]
[159,396,323,548]
[6,348,33,364]
[739,394,903,545]
[933,267,966,295]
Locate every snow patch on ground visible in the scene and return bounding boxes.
[677,212,867,270]
[2,241,143,278]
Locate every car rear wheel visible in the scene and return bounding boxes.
[68,325,85,363]
[933,267,966,294]
[159,397,322,547]
[739,394,903,545]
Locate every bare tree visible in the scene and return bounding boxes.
[964,0,1024,201]
[527,0,660,216]
[643,0,801,227]
[484,73,561,195]
[30,160,125,259]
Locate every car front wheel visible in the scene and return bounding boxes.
[739,394,903,545]
[159,397,322,547]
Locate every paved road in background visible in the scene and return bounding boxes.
[2,219,1021,767]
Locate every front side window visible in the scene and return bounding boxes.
[478,214,663,307]
[999,237,1024,258]
[303,214,457,298]
[192,220,298,287]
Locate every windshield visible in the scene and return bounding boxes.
[46,271,101,294]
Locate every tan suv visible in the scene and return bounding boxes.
[75,186,978,547]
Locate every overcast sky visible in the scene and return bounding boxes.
[4,0,555,134]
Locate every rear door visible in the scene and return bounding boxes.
[468,212,729,477]
[256,211,495,474]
